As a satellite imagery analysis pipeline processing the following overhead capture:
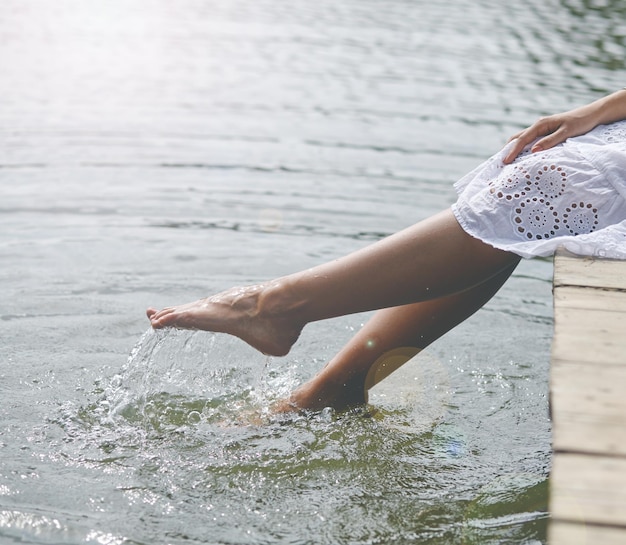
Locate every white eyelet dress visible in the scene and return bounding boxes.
[452,121,626,259]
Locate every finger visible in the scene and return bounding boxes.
[503,128,541,163]
[503,139,526,164]
[504,116,564,163]
[530,128,569,153]
[506,122,540,145]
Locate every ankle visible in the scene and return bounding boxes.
[289,368,367,411]
[257,278,306,323]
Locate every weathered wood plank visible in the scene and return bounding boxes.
[550,251,626,544]
[554,251,626,290]
[550,453,626,527]
[551,278,626,367]
[551,361,626,455]
[552,416,626,457]
[549,520,626,545]
[551,305,626,365]
[554,285,626,313]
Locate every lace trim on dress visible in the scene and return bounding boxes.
[487,155,599,241]
[601,122,626,143]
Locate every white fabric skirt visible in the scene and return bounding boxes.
[452,121,626,259]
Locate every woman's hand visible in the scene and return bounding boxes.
[503,89,626,164]
[503,110,598,164]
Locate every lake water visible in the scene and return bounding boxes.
[1,0,624,543]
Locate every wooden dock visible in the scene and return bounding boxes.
[549,249,626,544]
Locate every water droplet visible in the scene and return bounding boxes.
[187,411,202,424]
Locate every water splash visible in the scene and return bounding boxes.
[82,327,298,437]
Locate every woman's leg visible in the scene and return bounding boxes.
[147,209,519,357]
[274,260,519,411]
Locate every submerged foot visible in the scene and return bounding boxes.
[272,371,368,413]
[146,283,302,357]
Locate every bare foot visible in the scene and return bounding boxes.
[146,283,303,357]
[272,371,367,413]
